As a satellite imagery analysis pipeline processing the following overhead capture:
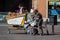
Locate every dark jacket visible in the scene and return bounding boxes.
[34,13,43,26]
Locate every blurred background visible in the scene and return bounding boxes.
[0,0,32,23]
[0,0,60,23]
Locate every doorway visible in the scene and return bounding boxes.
[5,0,32,12]
[19,0,32,11]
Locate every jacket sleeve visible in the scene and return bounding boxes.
[38,13,42,19]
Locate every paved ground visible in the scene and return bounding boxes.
[0,23,60,40]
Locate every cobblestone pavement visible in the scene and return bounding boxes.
[0,24,60,40]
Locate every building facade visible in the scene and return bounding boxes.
[32,0,60,21]
[0,0,60,22]
[32,0,48,21]
[48,0,60,22]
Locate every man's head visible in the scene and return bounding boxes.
[34,9,38,14]
[24,8,28,13]
[18,4,23,8]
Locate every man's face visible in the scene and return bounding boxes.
[24,9,28,13]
